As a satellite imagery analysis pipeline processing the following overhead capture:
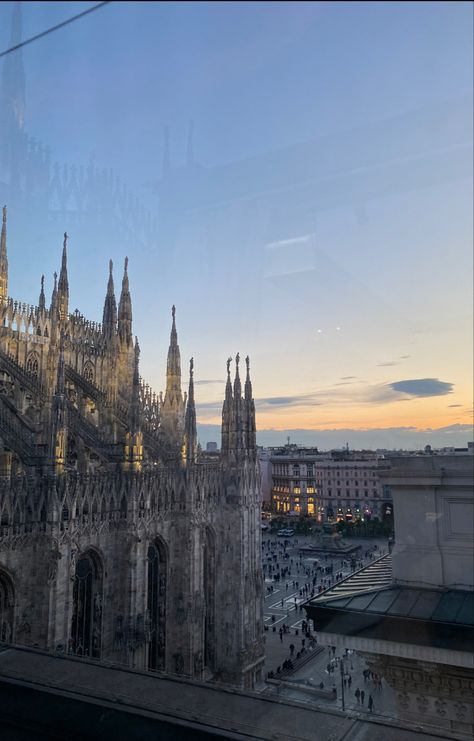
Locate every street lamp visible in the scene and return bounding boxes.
[340,656,345,711]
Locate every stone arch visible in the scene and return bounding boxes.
[0,568,15,644]
[146,536,168,671]
[70,548,103,659]
[203,526,216,671]
[26,351,40,380]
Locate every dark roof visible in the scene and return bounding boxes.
[304,553,474,653]
[313,587,474,626]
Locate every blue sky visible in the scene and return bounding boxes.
[1,1,472,448]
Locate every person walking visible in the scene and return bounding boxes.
[361,689,365,705]
[348,675,352,689]
[368,695,374,712]
[355,688,361,704]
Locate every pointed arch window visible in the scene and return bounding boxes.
[26,352,39,380]
[0,570,14,644]
[83,362,95,384]
[146,540,167,671]
[70,550,103,659]
[203,528,216,671]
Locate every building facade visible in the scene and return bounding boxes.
[0,209,264,689]
[265,446,393,524]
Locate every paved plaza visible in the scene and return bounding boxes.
[260,533,396,719]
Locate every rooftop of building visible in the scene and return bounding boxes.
[0,646,450,741]
[305,555,474,656]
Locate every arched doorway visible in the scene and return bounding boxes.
[146,539,167,671]
[0,569,14,644]
[203,528,216,671]
[70,550,103,658]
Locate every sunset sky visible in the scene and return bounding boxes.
[1,1,472,448]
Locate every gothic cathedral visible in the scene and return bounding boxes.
[0,208,264,689]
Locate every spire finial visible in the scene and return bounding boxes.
[227,356,232,376]
[245,355,250,373]
[190,357,194,377]
[124,256,128,273]
[172,304,176,320]
[109,258,113,274]
[41,274,44,289]
[2,206,6,224]
[235,352,240,370]
[63,232,68,250]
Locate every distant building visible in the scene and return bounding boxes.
[261,446,392,524]
[206,441,218,452]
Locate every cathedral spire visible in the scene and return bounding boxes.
[102,259,117,340]
[161,305,185,452]
[244,355,257,459]
[118,256,133,347]
[123,336,143,472]
[233,351,242,399]
[50,271,58,315]
[244,355,252,400]
[130,336,141,434]
[182,357,197,464]
[57,231,69,321]
[165,304,182,391]
[232,352,244,459]
[0,206,8,304]
[38,274,45,312]
[221,356,233,458]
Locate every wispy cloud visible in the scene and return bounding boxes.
[340,376,358,380]
[194,379,225,386]
[389,378,453,397]
[377,361,401,367]
[448,404,462,408]
[196,378,456,417]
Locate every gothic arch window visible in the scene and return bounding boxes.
[146,539,167,671]
[203,528,216,671]
[70,550,103,659]
[0,570,14,644]
[26,352,39,380]
[83,362,95,384]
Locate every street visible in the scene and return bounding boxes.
[260,533,396,718]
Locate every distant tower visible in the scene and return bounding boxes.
[0,206,9,304]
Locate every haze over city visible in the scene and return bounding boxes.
[1,0,472,448]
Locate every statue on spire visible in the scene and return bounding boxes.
[2,206,6,223]
[227,357,232,375]
[190,357,194,377]
[172,304,176,320]
[63,232,68,249]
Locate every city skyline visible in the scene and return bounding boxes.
[1,1,472,449]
